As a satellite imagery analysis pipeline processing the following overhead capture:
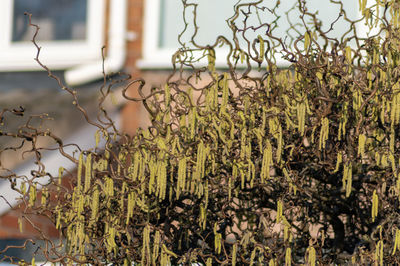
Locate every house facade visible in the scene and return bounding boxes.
[0,0,146,259]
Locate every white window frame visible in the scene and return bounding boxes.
[138,0,374,69]
[0,0,105,71]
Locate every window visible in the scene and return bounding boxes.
[139,0,368,68]
[0,0,105,71]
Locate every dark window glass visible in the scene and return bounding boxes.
[12,0,87,42]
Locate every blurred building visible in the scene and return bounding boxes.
[0,0,145,261]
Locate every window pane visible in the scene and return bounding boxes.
[159,0,235,49]
[159,0,359,49]
[12,0,87,42]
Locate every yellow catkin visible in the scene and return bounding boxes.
[254,128,263,154]
[153,230,161,264]
[277,125,283,163]
[55,206,61,229]
[283,168,297,195]
[141,225,151,265]
[95,130,100,148]
[381,154,388,168]
[91,185,99,224]
[162,244,177,259]
[297,102,306,136]
[258,35,264,61]
[160,249,168,266]
[164,83,170,106]
[84,153,92,192]
[276,199,283,223]
[375,151,381,166]
[285,247,292,266]
[246,141,252,161]
[156,159,163,198]
[396,171,400,200]
[214,233,222,254]
[194,141,206,182]
[41,187,47,205]
[177,157,187,199]
[345,46,352,62]
[261,140,273,182]
[358,134,367,157]
[372,189,378,222]
[18,217,23,233]
[29,184,37,207]
[213,222,222,254]
[393,228,400,255]
[190,107,197,139]
[204,180,209,209]
[304,31,310,51]
[375,240,383,266]
[240,168,245,189]
[126,191,136,224]
[319,117,329,150]
[352,255,356,264]
[228,176,233,201]
[342,162,348,191]
[232,243,237,266]
[77,153,83,191]
[200,205,206,229]
[158,160,167,200]
[334,152,342,173]
[149,157,156,194]
[345,163,352,198]
[20,182,26,194]
[105,177,114,198]
[240,128,247,160]
[220,73,229,114]
[106,226,117,252]
[390,127,395,154]
[240,50,245,64]
[307,246,316,266]
[338,103,348,140]
[130,151,140,181]
[248,160,255,187]
[250,247,256,266]
[58,166,64,190]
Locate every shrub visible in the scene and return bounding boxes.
[1,0,400,265]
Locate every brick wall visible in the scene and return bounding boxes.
[0,212,59,239]
[0,203,59,239]
[122,0,144,136]
[0,174,73,240]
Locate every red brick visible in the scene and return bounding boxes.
[23,219,40,236]
[0,229,10,238]
[46,224,60,238]
[1,214,19,230]
[128,0,143,9]
[126,46,142,55]
[128,4,143,19]
[128,39,142,50]
[128,19,143,28]
[121,102,141,136]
